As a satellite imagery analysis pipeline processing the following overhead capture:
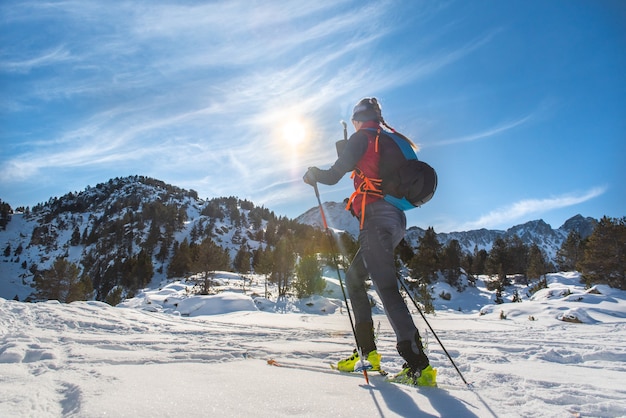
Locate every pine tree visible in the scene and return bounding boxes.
[32,258,89,302]
[105,287,124,306]
[395,238,415,265]
[409,227,441,283]
[156,240,169,264]
[508,236,529,276]
[579,216,626,289]
[145,220,161,252]
[233,244,252,293]
[294,255,325,298]
[0,200,12,230]
[70,226,81,246]
[233,244,251,274]
[526,244,547,281]
[416,281,434,314]
[167,239,192,278]
[473,248,488,275]
[133,249,154,289]
[556,230,585,271]
[442,239,462,289]
[271,236,295,297]
[253,245,274,299]
[193,238,231,294]
[486,237,509,282]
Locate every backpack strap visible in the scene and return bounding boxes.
[345,128,384,229]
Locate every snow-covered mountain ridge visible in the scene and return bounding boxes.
[1,176,596,301]
[0,176,298,301]
[296,202,596,262]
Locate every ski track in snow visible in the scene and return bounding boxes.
[1,291,626,418]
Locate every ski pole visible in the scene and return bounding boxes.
[313,183,357,341]
[397,276,471,387]
[313,183,369,384]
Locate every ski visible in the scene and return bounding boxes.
[268,358,444,389]
[266,358,341,377]
[329,362,388,376]
[267,358,385,382]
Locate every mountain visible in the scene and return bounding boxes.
[0,176,296,301]
[296,202,596,263]
[0,176,596,302]
[411,215,596,263]
[295,201,359,236]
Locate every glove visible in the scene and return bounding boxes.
[303,167,320,186]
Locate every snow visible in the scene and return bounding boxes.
[1,272,626,417]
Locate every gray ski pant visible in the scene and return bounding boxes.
[345,199,418,350]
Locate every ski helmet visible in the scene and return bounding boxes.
[352,97,382,122]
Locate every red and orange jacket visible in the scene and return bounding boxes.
[313,121,400,225]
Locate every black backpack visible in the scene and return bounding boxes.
[366,128,437,210]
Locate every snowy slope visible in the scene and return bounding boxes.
[0,177,275,301]
[1,272,625,417]
[0,213,39,300]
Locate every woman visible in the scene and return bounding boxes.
[303,97,436,386]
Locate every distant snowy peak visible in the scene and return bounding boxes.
[559,214,597,237]
[295,201,359,237]
[418,215,596,262]
[30,175,199,216]
[296,202,597,262]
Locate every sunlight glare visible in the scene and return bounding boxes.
[282,120,306,146]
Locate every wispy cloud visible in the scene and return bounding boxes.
[455,187,608,231]
[0,45,73,74]
[430,113,533,147]
[1,0,496,209]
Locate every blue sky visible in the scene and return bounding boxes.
[1,0,624,233]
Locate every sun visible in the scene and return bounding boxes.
[282,120,306,146]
